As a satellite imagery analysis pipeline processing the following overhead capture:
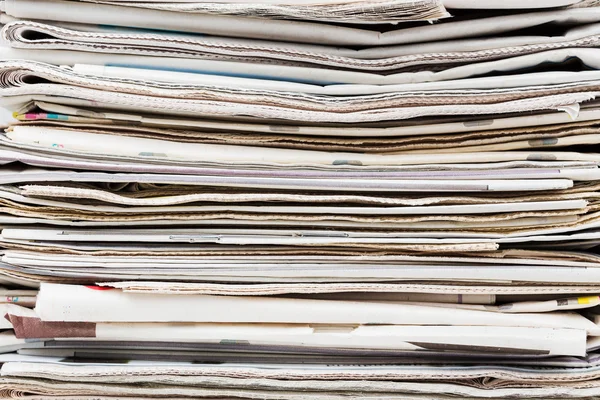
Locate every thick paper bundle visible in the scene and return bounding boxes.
[2,0,600,398]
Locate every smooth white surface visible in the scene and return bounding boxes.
[0,107,11,126]
[35,283,599,334]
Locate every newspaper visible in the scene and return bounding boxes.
[7,42,600,86]
[99,280,600,297]
[4,125,600,169]
[12,113,600,153]
[3,60,600,123]
[6,356,600,399]
[7,313,585,356]
[3,130,600,171]
[7,20,600,72]
[0,188,589,217]
[19,101,600,138]
[8,249,600,284]
[0,167,579,193]
[12,186,588,214]
[4,374,600,399]
[80,0,450,24]
[32,284,600,332]
[1,1,598,45]
[8,55,600,93]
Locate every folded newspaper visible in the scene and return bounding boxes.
[1,0,600,398]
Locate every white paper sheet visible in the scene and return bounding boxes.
[34,284,600,336]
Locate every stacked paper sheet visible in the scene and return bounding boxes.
[3,0,600,398]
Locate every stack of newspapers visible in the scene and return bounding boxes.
[3,0,600,398]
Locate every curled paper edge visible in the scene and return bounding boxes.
[557,103,581,119]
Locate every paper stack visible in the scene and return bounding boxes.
[2,0,600,398]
